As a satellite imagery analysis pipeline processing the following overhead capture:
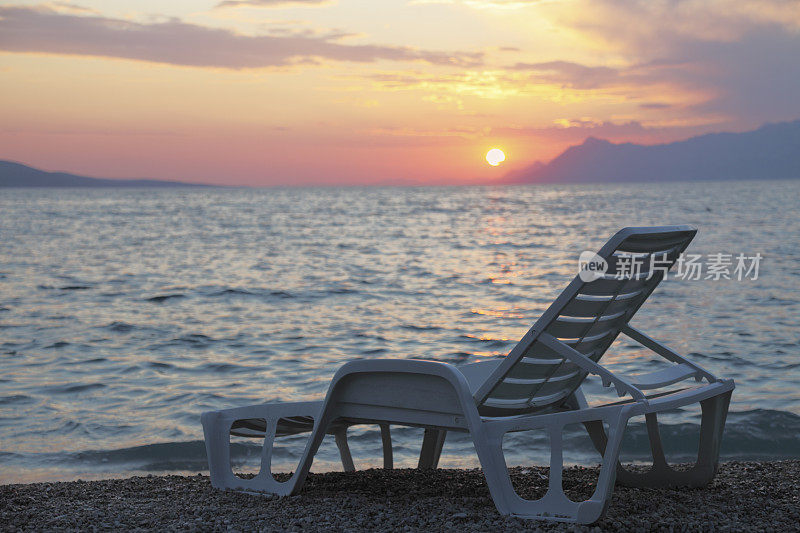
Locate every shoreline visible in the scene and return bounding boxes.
[2,461,798,531]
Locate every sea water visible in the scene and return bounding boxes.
[1,181,798,483]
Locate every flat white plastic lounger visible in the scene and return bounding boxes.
[202,226,734,524]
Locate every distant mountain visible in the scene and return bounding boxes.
[0,160,205,187]
[507,120,800,183]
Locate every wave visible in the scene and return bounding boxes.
[147,361,173,370]
[459,334,513,349]
[207,288,256,297]
[0,394,35,405]
[44,341,71,349]
[199,362,258,373]
[202,286,364,301]
[501,408,800,463]
[44,382,106,394]
[104,321,137,332]
[203,287,294,299]
[166,334,216,348]
[145,294,185,303]
[1,410,797,479]
[401,324,443,331]
[63,357,108,366]
[268,290,294,298]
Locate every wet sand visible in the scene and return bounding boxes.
[2,461,798,531]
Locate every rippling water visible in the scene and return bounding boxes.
[1,182,799,483]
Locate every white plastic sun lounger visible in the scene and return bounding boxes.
[202,226,734,524]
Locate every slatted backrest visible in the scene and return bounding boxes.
[473,226,697,416]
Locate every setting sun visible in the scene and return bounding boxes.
[486,148,506,167]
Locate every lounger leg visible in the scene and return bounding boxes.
[202,410,236,490]
[696,390,731,473]
[473,410,629,524]
[334,428,355,472]
[380,423,393,470]
[200,402,329,496]
[418,428,446,469]
[645,413,669,469]
[616,389,732,488]
[431,429,446,468]
[202,409,301,495]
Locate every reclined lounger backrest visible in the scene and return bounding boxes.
[474,226,697,417]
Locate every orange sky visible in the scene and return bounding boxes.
[1,0,799,185]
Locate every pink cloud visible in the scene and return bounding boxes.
[0,6,483,69]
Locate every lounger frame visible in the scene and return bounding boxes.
[202,226,735,524]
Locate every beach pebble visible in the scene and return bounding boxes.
[1,461,798,532]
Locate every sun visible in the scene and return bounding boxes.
[485,148,506,166]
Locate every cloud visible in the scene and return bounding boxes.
[556,0,800,54]
[490,118,723,154]
[667,30,800,124]
[216,0,332,8]
[356,60,708,115]
[508,60,620,90]
[367,125,483,139]
[495,119,650,138]
[363,70,520,98]
[361,118,712,149]
[45,2,100,15]
[639,102,672,110]
[0,6,483,69]
[410,0,546,9]
[365,0,800,130]
[545,0,800,126]
[506,59,714,103]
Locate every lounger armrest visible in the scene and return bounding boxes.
[538,333,647,401]
[621,325,717,383]
[331,358,473,395]
[627,363,699,390]
[326,358,483,426]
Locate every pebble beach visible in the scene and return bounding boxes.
[2,461,798,531]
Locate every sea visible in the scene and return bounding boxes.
[1,181,798,484]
